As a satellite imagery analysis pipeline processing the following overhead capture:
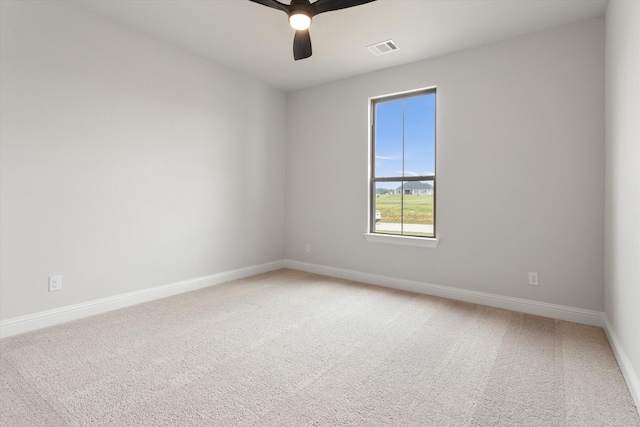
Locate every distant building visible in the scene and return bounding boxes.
[395,181,433,195]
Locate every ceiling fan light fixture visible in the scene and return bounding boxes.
[249,0,378,60]
[289,12,311,30]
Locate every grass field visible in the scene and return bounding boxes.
[375,194,434,225]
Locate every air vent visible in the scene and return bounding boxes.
[367,40,399,56]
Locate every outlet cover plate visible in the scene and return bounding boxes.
[49,275,62,292]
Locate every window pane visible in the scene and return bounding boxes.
[401,180,434,237]
[404,94,436,176]
[374,182,403,235]
[374,100,403,178]
[370,88,436,239]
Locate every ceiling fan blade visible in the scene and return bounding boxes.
[311,0,376,15]
[293,29,312,60]
[247,0,289,13]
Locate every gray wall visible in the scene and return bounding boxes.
[0,2,612,322]
[286,18,605,311]
[605,0,640,399]
[0,1,286,320]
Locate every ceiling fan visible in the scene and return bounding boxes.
[248,0,377,60]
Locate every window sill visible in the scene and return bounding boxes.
[363,233,439,248]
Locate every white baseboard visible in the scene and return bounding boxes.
[0,260,285,339]
[1,257,606,338]
[604,315,640,413]
[284,259,604,327]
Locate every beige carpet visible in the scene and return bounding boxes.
[1,269,638,426]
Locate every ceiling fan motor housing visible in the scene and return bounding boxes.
[289,0,315,19]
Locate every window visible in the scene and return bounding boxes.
[370,88,436,239]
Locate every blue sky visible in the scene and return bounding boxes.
[374,93,435,189]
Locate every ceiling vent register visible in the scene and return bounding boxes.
[367,40,399,56]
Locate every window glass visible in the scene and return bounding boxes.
[371,89,436,238]
[374,100,403,178]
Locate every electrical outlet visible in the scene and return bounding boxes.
[305,244,311,253]
[49,275,62,292]
[528,272,539,286]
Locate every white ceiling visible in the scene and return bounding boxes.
[69,0,608,92]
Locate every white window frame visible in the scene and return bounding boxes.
[364,87,439,248]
